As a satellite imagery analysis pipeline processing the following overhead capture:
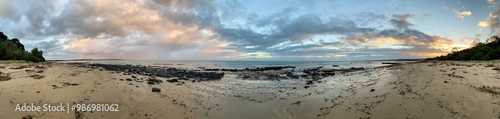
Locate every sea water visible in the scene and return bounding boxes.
[58,60,410,70]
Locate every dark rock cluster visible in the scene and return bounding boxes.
[205,66,295,72]
[151,87,161,92]
[76,63,225,81]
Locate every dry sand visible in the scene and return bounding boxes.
[0,61,499,119]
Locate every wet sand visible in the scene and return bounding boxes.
[0,61,499,119]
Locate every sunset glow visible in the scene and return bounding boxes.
[1,0,499,60]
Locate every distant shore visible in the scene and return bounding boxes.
[0,61,499,119]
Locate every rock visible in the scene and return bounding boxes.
[36,91,40,93]
[370,89,375,92]
[147,81,155,85]
[36,70,43,73]
[444,81,448,83]
[312,75,320,81]
[292,87,296,89]
[180,76,189,80]
[399,91,405,95]
[63,82,80,86]
[291,101,301,106]
[126,78,132,81]
[128,83,134,85]
[167,78,179,83]
[151,87,161,92]
[119,79,124,81]
[258,76,267,80]
[304,85,310,89]
[131,75,137,78]
[147,78,163,84]
[192,80,196,83]
[317,81,322,83]
[30,75,44,79]
[22,115,33,119]
[306,80,314,85]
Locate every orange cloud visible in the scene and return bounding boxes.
[478,21,491,27]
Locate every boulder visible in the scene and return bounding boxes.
[167,78,179,83]
[312,75,321,81]
[151,87,161,92]
[147,78,163,84]
[22,115,33,119]
[306,80,313,85]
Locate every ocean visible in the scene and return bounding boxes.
[58,60,411,70]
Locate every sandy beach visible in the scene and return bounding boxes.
[0,61,499,119]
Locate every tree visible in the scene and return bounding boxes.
[478,46,492,54]
[485,49,500,60]
[471,52,485,60]
[10,38,24,50]
[30,48,45,62]
[451,47,460,52]
[0,31,45,62]
[0,32,7,40]
[487,36,500,43]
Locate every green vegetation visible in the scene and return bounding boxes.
[0,60,27,64]
[428,36,500,61]
[0,32,45,62]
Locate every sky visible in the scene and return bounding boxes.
[0,0,499,61]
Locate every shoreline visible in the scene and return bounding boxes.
[0,61,499,118]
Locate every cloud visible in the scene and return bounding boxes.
[478,21,492,27]
[488,0,496,6]
[34,0,232,59]
[389,14,413,30]
[0,0,474,60]
[475,34,482,38]
[452,9,472,19]
[444,6,471,19]
[479,3,500,35]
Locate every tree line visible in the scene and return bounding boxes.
[428,36,500,60]
[0,32,45,62]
